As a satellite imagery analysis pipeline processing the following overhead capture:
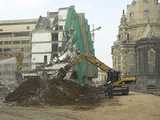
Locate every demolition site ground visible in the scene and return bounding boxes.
[0,92,160,120]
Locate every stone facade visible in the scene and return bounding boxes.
[112,0,160,87]
[135,37,160,87]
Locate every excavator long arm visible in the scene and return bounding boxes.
[72,53,136,84]
[72,53,111,72]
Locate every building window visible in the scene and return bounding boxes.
[144,10,149,16]
[14,32,30,37]
[126,33,129,41]
[22,40,29,44]
[55,25,58,31]
[0,29,3,31]
[59,26,63,30]
[148,48,156,73]
[4,41,9,44]
[44,55,47,64]
[0,33,11,37]
[129,12,134,17]
[4,48,11,52]
[52,33,58,41]
[13,41,20,44]
[52,43,58,51]
[26,26,30,30]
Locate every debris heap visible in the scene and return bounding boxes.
[0,82,11,98]
[5,64,102,106]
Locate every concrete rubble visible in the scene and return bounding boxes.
[0,81,16,98]
[4,64,102,106]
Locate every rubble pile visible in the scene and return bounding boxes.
[5,78,41,105]
[5,79,82,105]
[4,64,98,106]
[0,82,10,98]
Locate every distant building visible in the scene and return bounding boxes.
[112,0,160,88]
[0,56,17,90]
[92,68,106,87]
[0,19,37,71]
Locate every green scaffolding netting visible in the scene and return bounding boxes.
[65,6,97,86]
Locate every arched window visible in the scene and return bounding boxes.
[129,12,134,17]
[144,10,149,17]
[148,48,156,73]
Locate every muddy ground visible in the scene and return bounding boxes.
[0,92,160,120]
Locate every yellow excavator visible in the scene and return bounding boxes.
[73,52,136,95]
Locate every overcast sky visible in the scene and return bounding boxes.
[0,0,133,67]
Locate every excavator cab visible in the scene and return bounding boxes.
[105,69,129,96]
[107,69,121,82]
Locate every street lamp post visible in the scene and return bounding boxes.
[91,25,102,41]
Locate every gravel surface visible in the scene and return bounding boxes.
[0,92,160,120]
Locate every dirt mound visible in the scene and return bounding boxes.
[5,78,81,105]
[5,64,103,106]
[5,79,104,106]
[5,78,41,105]
[43,78,82,105]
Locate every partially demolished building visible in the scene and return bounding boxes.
[0,6,97,86]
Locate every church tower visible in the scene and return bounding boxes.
[112,0,160,88]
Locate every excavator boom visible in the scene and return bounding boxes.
[73,53,111,72]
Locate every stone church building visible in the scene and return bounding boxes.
[112,0,160,87]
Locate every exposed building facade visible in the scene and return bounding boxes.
[0,6,97,86]
[112,0,160,87]
[31,7,69,68]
